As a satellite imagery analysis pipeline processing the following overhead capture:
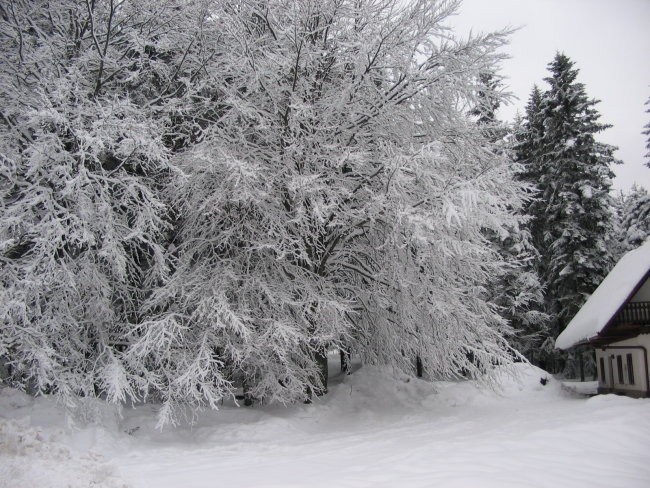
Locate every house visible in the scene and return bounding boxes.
[555,242,650,397]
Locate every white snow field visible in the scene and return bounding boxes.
[1,360,649,488]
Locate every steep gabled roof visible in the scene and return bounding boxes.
[555,241,650,350]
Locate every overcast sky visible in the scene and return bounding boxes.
[447,0,650,192]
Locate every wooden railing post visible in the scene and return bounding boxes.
[615,302,650,326]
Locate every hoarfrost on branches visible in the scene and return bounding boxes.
[2,0,527,425]
[1,0,225,411]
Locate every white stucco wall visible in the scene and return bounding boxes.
[630,275,650,302]
[595,334,650,396]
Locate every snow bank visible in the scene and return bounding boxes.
[2,363,649,488]
[322,364,437,412]
[420,362,565,413]
[0,419,129,488]
[561,380,599,396]
[556,241,650,349]
[0,387,130,488]
[491,362,562,396]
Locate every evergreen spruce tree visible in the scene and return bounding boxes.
[516,86,545,236]
[470,72,505,136]
[516,53,619,373]
[615,184,650,253]
[473,77,548,361]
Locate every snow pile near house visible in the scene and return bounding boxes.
[327,361,561,408]
[561,380,599,395]
[556,241,650,349]
[416,362,564,414]
[488,362,558,395]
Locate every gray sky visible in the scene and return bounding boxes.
[448,0,650,192]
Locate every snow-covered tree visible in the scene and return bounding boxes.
[470,71,505,133]
[136,0,528,423]
[471,81,548,362]
[486,213,548,363]
[515,53,619,371]
[515,86,544,195]
[0,0,221,403]
[2,0,529,426]
[614,184,650,254]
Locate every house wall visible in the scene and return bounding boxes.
[595,334,650,397]
[631,276,650,302]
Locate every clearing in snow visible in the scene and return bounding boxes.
[1,359,649,488]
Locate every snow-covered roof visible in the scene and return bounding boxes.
[555,242,650,350]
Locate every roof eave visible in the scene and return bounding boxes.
[556,267,650,351]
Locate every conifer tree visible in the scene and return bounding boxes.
[516,53,619,372]
[472,78,548,361]
[614,184,650,253]
[516,86,545,233]
[470,72,504,133]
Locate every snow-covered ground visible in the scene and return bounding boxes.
[2,360,649,488]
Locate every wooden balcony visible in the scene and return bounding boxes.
[613,301,650,326]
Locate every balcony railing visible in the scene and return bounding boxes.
[613,301,650,325]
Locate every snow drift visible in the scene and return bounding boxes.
[2,362,649,488]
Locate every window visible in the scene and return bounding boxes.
[617,355,624,384]
[599,357,606,383]
[627,353,635,385]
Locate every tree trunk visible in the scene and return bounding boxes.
[315,347,328,396]
[305,347,329,403]
[416,355,423,378]
[340,349,351,375]
[242,380,253,406]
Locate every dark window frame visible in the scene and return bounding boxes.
[626,353,635,385]
[617,355,624,384]
[599,357,606,383]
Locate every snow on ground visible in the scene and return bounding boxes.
[1,359,649,488]
[0,389,129,488]
[561,380,599,396]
